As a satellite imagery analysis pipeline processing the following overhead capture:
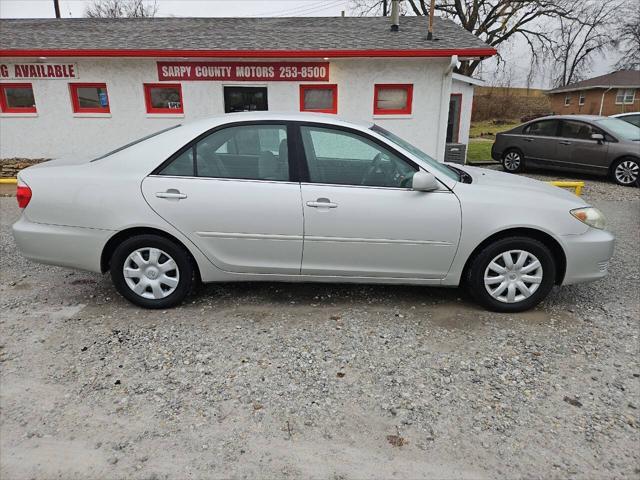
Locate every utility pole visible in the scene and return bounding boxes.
[383,0,388,16]
[53,0,61,18]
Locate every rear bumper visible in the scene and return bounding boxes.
[12,215,113,273]
[561,228,615,285]
[490,143,501,162]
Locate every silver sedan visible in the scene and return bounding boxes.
[13,113,615,312]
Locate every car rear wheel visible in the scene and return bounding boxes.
[466,237,556,312]
[501,149,525,173]
[110,234,194,309]
[611,157,639,187]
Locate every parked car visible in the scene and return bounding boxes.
[491,115,640,186]
[13,113,614,312]
[611,111,640,128]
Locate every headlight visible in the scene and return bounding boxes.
[571,207,606,229]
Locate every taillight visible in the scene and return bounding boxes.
[16,185,32,209]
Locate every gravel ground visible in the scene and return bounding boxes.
[1,172,639,480]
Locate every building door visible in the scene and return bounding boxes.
[446,94,462,143]
[223,86,268,113]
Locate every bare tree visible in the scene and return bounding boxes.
[550,0,622,88]
[613,3,640,71]
[350,0,578,76]
[85,0,158,18]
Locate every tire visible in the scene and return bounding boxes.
[610,157,640,187]
[110,234,194,309]
[501,149,525,173]
[465,236,556,313]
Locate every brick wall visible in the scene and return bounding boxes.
[549,88,639,116]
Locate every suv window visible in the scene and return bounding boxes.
[158,124,290,181]
[524,120,559,137]
[300,126,416,188]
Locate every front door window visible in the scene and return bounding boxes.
[299,126,416,188]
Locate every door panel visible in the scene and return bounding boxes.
[144,122,303,275]
[300,185,461,278]
[556,120,609,172]
[521,119,560,164]
[142,177,303,274]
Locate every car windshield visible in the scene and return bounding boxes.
[91,125,181,161]
[593,118,640,141]
[371,125,459,181]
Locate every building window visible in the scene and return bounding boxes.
[616,88,636,105]
[564,94,571,106]
[578,91,585,106]
[447,94,462,143]
[373,84,413,115]
[223,86,268,113]
[300,84,337,114]
[144,83,183,114]
[0,83,36,113]
[70,83,110,113]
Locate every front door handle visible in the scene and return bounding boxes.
[306,198,338,208]
[559,141,572,145]
[156,189,187,200]
[523,138,533,142]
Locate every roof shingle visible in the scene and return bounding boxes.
[548,70,640,93]
[0,16,494,55]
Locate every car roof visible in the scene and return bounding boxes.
[528,114,607,122]
[184,111,374,131]
[611,112,640,117]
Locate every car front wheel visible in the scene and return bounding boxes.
[110,234,194,309]
[611,157,639,187]
[466,237,556,312]
[501,149,525,173]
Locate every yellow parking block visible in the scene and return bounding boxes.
[0,178,17,184]
[548,181,584,196]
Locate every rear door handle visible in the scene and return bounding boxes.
[306,198,338,208]
[559,141,572,145]
[156,189,187,199]
[523,138,533,142]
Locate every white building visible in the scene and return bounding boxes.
[0,16,494,161]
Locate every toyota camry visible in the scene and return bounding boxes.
[13,112,615,312]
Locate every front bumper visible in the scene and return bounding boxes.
[12,215,113,273]
[561,227,615,285]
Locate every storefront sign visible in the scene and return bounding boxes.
[0,63,78,80]
[157,61,329,82]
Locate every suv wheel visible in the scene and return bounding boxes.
[611,157,639,187]
[466,237,556,313]
[502,149,524,173]
[110,234,194,309]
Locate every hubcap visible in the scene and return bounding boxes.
[615,160,639,185]
[503,152,521,171]
[123,247,179,300]
[484,250,543,304]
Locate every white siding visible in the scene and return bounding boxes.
[0,57,452,160]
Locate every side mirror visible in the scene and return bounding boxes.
[411,171,440,192]
[591,133,604,143]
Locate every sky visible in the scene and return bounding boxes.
[0,0,620,88]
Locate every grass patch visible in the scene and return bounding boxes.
[470,120,520,138]
[467,139,495,164]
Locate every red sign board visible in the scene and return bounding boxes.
[0,63,78,80]
[157,61,329,82]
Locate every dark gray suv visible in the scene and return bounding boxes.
[491,115,640,186]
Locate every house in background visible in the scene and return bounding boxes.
[547,70,640,116]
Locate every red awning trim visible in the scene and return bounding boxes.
[0,48,497,59]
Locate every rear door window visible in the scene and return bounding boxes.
[524,120,559,137]
[158,124,290,181]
